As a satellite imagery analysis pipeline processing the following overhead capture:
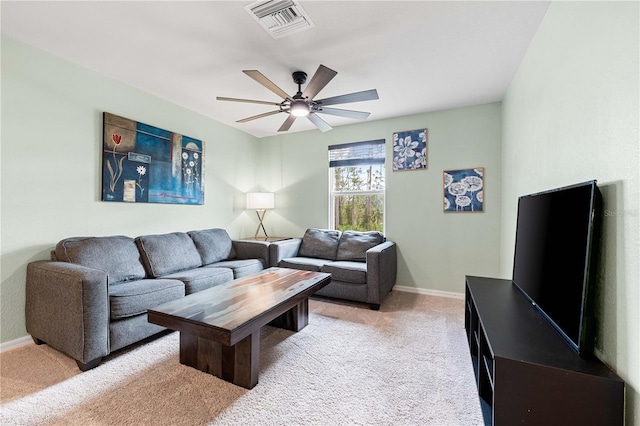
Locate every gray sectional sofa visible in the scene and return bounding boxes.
[25,228,268,371]
[269,228,397,310]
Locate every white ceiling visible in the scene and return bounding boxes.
[1,1,550,138]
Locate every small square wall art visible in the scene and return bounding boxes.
[392,129,427,171]
[443,167,484,212]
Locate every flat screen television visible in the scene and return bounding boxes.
[512,180,601,354]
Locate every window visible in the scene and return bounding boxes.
[328,140,385,232]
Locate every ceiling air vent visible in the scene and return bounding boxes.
[245,0,315,39]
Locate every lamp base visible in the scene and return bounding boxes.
[254,210,268,239]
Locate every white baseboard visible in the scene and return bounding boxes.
[0,335,33,353]
[394,285,464,300]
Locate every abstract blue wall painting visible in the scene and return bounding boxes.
[102,112,204,205]
[392,128,428,171]
[444,168,484,212]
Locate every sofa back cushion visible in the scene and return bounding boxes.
[55,236,146,284]
[298,228,341,260]
[188,228,236,265]
[336,231,385,262]
[135,232,202,278]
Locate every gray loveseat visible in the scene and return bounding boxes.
[269,228,397,310]
[25,228,268,371]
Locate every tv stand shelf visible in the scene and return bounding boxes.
[465,276,624,426]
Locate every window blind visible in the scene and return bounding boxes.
[328,139,385,167]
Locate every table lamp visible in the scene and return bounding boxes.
[246,192,275,239]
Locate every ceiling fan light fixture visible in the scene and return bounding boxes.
[290,100,310,117]
[218,64,378,132]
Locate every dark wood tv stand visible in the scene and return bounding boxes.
[465,275,624,426]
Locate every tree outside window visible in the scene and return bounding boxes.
[328,140,385,232]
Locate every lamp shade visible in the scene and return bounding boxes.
[246,192,274,210]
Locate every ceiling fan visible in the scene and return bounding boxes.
[217,64,379,132]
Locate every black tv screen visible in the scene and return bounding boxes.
[512,180,600,354]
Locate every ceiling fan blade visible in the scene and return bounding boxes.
[243,70,291,100]
[307,113,332,132]
[236,110,282,123]
[278,115,297,132]
[314,107,370,120]
[315,89,379,107]
[302,64,337,100]
[216,96,281,106]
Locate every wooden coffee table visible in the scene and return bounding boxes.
[147,267,330,389]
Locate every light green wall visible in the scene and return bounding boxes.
[501,2,639,423]
[0,36,260,343]
[258,102,503,295]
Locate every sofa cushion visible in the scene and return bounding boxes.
[279,257,330,272]
[55,236,146,284]
[298,228,341,260]
[188,228,236,265]
[109,278,185,320]
[136,232,202,278]
[336,231,385,262]
[321,261,367,284]
[162,267,233,295]
[205,259,263,278]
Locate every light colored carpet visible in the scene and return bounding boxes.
[0,291,483,425]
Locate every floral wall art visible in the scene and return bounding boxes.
[443,168,484,212]
[102,112,204,204]
[392,128,427,171]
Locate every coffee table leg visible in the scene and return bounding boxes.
[268,298,309,332]
[179,331,260,389]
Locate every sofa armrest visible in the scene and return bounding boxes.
[232,240,270,267]
[26,261,109,366]
[366,241,397,305]
[268,238,302,267]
